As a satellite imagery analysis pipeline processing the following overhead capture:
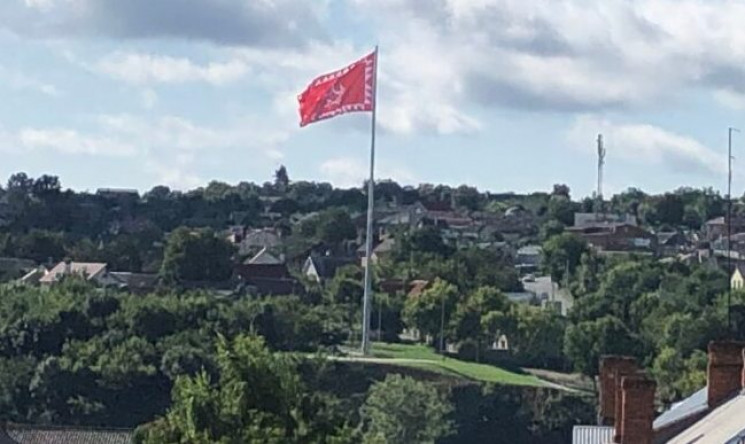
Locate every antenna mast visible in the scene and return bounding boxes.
[596,134,606,218]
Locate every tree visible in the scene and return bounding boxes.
[564,316,642,377]
[361,374,452,444]
[312,208,356,245]
[135,334,350,443]
[450,287,511,346]
[507,305,568,368]
[160,227,234,283]
[655,193,685,226]
[552,184,570,199]
[542,233,589,283]
[395,226,453,260]
[547,195,577,226]
[32,175,61,199]
[403,278,459,341]
[275,166,290,192]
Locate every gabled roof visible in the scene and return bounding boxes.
[39,262,107,284]
[246,247,283,265]
[305,256,354,280]
[5,424,133,444]
[407,280,430,298]
[667,394,745,444]
[108,272,159,290]
[654,386,708,430]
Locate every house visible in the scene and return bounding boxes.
[657,231,691,257]
[235,228,282,257]
[235,263,300,296]
[704,216,745,241]
[108,272,159,294]
[573,212,637,228]
[244,247,283,265]
[731,265,745,290]
[572,341,745,444]
[359,237,395,267]
[407,280,431,299]
[520,275,573,315]
[19,267,47,285]
[568,223,657,254]
[0,424,133,444]
[302,255,355,283]
[38,262,120,286]
[516,245,542,273]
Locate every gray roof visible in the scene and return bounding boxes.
[5,425,133,444]
[572,426,614,444]
[654,386,708,430]
[517,245,542,256]
[668,394,745,444]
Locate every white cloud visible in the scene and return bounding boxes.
[351,0,745,114]
[3,0,328,48]
[319,156,417,188]
[18,128,136,156]
[95,52,250,86]
[95,114,289,188]
[567,116,723,177]
[5,113,289,189]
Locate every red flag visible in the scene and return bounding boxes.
[298,51,376,127]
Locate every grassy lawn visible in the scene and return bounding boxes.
[370,342,544,387]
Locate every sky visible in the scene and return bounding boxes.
[3,0,745,198]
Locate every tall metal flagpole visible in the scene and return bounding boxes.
[361,46,379,355]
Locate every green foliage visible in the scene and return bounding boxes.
[361,374,452,444]
[160,227,234,283]
[509,306,568,369]
[542,233,589,283]
[564,316,642,377]
[403,278,460,340]
[136,335,351,444]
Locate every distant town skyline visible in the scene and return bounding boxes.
[2,0,745,198]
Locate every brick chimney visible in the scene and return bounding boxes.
[615,374,656,444]
[598,356,638,425]
[707,341,745,408]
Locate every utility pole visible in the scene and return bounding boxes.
[377,294,383,341]
[728,127,739,333]
[440,291,445,356]
[596,134,606,220]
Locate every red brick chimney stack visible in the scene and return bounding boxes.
[598,356,638,425]
[615,374,656,444]
[707,341,745,408]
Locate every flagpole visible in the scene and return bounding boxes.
[361,45,379,355]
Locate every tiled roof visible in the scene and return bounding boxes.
[39,262,107,284]
[571,426,614,444]
[5,424,133,444]
[407,280,430,298]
